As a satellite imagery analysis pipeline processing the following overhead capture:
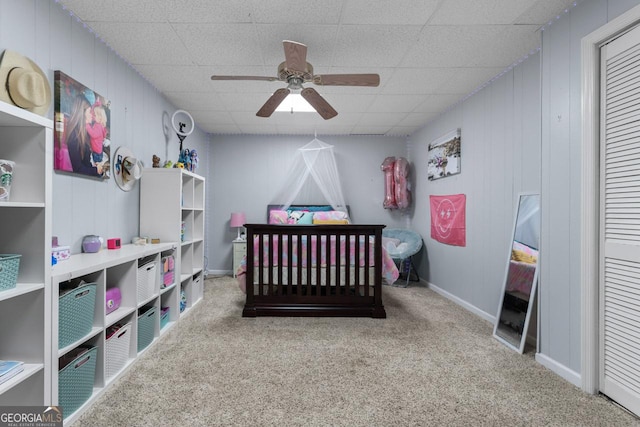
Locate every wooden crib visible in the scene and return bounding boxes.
[241,223,387,318]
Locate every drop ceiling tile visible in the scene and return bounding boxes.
[386,126,420,136]
[341,0,440,25]
[208,123,243,134]
[164,92,226,111]
[253,24,339,68]
[413,94,464,112]
[515,0,577,25]
[87,22,192,66]
[397,112,437,127]
[333,25,422,67]
[367,94,426,113]
[356,112,406,127]
[134,65,213,93]
[381,68,455,95]
[217,92,276,112]
[59,0,173,22]
[314,94,377,113]
[401,25,538,68]
[251,0,344,24]
[172,23,264,66]
[429,0,534,25]
[438,67,505,95]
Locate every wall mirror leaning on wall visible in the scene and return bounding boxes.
[493,193,541,353]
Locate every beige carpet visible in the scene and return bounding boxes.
[76,276,640,427]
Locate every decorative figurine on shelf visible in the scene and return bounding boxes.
[174,162,185,169]
[163,160,173,168]
[152,155,160,168]
[189,149,198,172]
[177,148,190,168]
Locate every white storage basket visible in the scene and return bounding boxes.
[137,262,157,302]
[105,322,131,379]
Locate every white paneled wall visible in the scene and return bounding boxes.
[0,0,210,254]
[408,53,541,322]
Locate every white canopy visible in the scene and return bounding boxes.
[271,138,348,213]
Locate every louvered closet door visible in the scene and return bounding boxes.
[600,24,640,417]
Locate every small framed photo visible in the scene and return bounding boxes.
[428,129,461,181]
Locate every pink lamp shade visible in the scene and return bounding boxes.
[230,212,246,240]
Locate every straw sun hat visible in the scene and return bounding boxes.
[0,50,51,116]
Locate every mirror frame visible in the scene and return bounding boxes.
[493,192,540,353]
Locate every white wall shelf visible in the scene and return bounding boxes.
[50,243,177,425]
[0,101,52,406]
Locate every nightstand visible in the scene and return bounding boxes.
[232,239,247,278]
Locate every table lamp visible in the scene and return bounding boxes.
[230,212,246,241]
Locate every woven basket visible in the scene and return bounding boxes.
[137,306,157,352]
[58,283,97,349]
[0,254,21,292]
[58,346,98,419]
[105,322,132,379]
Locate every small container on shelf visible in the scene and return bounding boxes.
[0,254,20,292]
[58,281,97,349]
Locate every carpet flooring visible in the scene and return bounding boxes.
[75,276,640,426]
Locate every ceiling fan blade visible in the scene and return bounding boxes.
[211,75,278,82]
[301,87,337,120]
[283,40,308,73]
[313,74,380,87]
[256,88,290,118]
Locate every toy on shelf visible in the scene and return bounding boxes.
[152,155,160,168]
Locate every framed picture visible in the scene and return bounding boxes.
[54,71,111,179]
[427,129,461,181]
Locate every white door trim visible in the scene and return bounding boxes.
[581,3,640,394]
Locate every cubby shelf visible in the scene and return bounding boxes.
[50,243,177,425]
[0,101,52,406]
[139,168,205,319]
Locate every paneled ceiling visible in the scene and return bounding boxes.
[57,0,578,136]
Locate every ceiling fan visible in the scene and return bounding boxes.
[211,40,380,120]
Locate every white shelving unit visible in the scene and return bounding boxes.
[0,102,52,405]
[50,243,176,424]
[139,168,205,317]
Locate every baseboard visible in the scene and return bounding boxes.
[424,279,496,324]
[535,352,582,388]
[206,269,232,277]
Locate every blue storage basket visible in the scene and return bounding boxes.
[0,254,20,292]
[58,346,98,419]
[137,306,157,352]
[59,283,97,349]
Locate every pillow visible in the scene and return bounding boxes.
[269,210,288,224]
[312,219,349,224]
[382,236,401,248]
[312,211,349,221]
[297,212,314,225]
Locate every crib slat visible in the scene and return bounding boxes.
[345,232,351,292]
[364,233,370,297]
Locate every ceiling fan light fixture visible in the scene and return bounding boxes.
[275,93,315,113]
